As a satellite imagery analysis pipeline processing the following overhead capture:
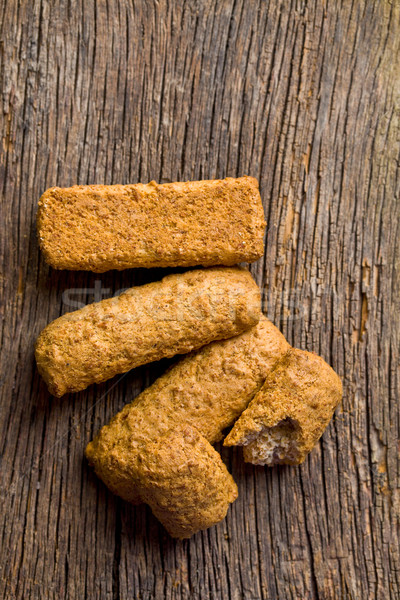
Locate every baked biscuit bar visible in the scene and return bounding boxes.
[35,267,261,397]
[224,348,342,465]
[37,177,266,272]
[136,426,238,539]
[85,316,290,504]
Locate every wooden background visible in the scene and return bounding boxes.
[1,1,399,598]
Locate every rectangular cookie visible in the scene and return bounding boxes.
[37,176,266,272]
[85,316,290,504]
[35,267,261,397]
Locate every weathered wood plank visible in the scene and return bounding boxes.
[0,1,399,598]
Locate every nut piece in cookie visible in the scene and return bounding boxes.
[136,426,238,539]
[224,348,342,465]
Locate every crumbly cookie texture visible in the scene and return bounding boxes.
[85,315,290,504]
[136,426,238,539]
[35,267,261,397]
[37,176,266,272]
[224,348,343,465]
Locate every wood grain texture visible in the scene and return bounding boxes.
[0,1,399,598]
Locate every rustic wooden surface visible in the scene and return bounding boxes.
[1,1,399,598]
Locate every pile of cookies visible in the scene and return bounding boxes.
[36,177,342,539]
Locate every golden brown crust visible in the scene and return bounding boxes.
[223,348,343,465]
[136,426,238,539]
[37,177,266,272]
[85,315,290,504]
[35,267,261,397]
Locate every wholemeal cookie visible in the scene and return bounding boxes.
[85,316,290,504]
[35,267,261,397]
[136,426,238,539]
[37,177,266,272]
[224,348,342,465]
